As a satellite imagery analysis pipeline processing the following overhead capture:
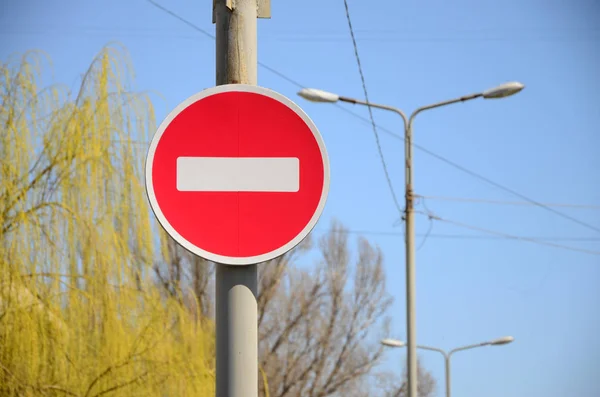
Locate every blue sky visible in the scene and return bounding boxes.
[2,1,599,396]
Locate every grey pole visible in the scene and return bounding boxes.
[215,265,257,397]
[404,116,418,397]
[445,354,451,397]
[214,1,260,396]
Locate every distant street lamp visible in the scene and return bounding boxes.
[298,82,524,397]
[381,336,515,397]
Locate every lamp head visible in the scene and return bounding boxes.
[482,82,525,99]
[489,336,515,346]
[381,338,406,348]
[297,88,340,103]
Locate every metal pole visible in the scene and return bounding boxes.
[216,265,257,397]
[405,122,417,397]
[445,354,451,397]
[214,1,258,396]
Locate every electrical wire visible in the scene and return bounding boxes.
[416,195,600,209]
[415,210,600,256]
[146,0,214,40]
[339,0,405,220]
[320,229,600,242]
[412,147,600,234]
[415,196,435,251]
[3,26,598,43]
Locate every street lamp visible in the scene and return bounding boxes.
[298,83,524,397]
[381,336,515,397]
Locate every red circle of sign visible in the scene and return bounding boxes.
[151,90,325,260]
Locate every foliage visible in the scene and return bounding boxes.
[0,47,214,396]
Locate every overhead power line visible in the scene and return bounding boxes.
[415,210,600,256]
[412,145,600,234]
[322,229,600,242]
[416,195,600,210]
[340,0,405,221]
[3,26,599,43]
[146,0,214,39]
[145,1,600,235]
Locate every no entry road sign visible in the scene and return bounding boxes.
[145,84,330,265]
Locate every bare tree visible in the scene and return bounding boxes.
[257,220,393,397]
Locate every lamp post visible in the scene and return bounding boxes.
[381,336,515,397]
[298,82,524,397]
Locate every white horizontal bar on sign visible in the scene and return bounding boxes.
[176,157,300,192]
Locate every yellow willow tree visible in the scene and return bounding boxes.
[0,46,214,396]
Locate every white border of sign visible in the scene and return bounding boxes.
[145,84,330,266]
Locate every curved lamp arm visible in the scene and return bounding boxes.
[448,341,489,358]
